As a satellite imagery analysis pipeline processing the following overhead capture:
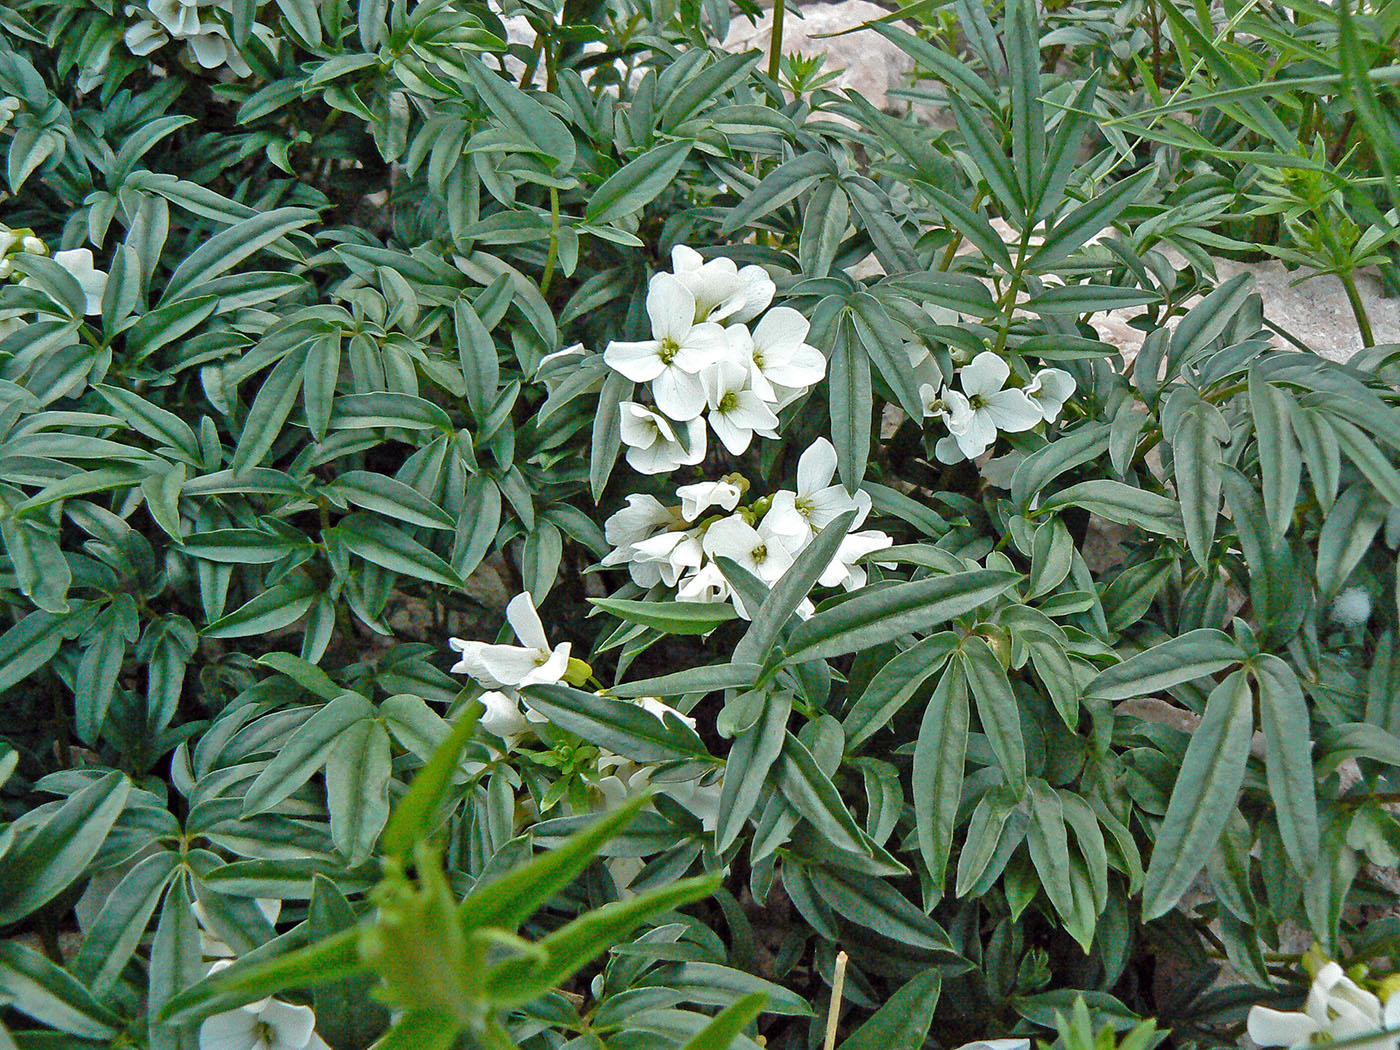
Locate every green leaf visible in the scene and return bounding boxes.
[487,875,722,1006]
[1087,628,1244,701]
[1163,386,1228,567]
[524,683,711,764]
[716,692,791,852]
[845,632,959,748]
[203,576,319,638]
[164,207,315,303]
[0,609,75,691]
[611,663,763,698]
[231,344,309,475]
[0,941,120,1039]
[335,514,462,587]
[326,470,454,530]
[242,693,375,816]
[776,733,867,854]
[1038,480,1184,539]
[784,569,1020,663]
[71,850,181,996]
[0,770,131,925]
[961,637,1027,792]
[587,140,694,225]
[838,970,941,1050]
[1142,671,1254,919]
[1249,372,1302,537]
[381,701,481,859]
[462,53,575,173]
[913,663,970,892]
[661,962,812,1016]
[680,993,767,1050]
[828,316,871,491]
[1027,168,1154,271]
[806,865,957,953]
[325,718,393,865]
[1251,655,1319,880]
[590,597,738,635]
[453,299,499,420]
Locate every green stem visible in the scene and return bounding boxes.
[768,0,787,83]
[1339,270,1375,347]
[991,224,1033,355]
[937,188,985,272]
[541,187,560,296]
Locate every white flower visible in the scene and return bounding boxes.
[602,494,677,586]
[618,402,706,475]
[633,695,697,729]
[676,480,742,521]
[676,561,732,603]
[702,361,779,455]
[1332,587,1373,628]
[199,962,330,1050]
[631,528,704,588]
[603,273,727,420]
[949,1041,1032,1050]
[931,352,1042,462]
[765,438,872,548]
[740,307,826,401]
[0,98,19,133]
[670,245,775,325]
[907,343,944,393]
[448,593,571,690]
[1248,963,1400,1050]
[818,530,894,591]
[1024,367,1076,422]
[702,514,795,595]
[478,690,532,744]
[51,249,109,316]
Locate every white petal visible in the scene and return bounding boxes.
[671,244,704,273]
[647,273,696,343]
[959,351,1010,397]
[257,999,316,1049]
[728,264,776,323]
[676,481,742,520]
[505,592,548,649]
[475,645,549,688]
[983,389,1042,433]
[728,391,778,431]
[626,441,685,475]
[199,1008,260,1050]
[653,368,708,421]
[797,438,838,495]
[709,411,754,455]
[618,402,668,449]
[604,340,664,383]
[763,343,825,388]
[752,306,810,354]
[673,416,707,465]
[955,414,997,459]
[702,516,761,561]
[1247,1007,1321,1049]
[518,643,571,687]
[479,691,530,741]
[934,434,967,464]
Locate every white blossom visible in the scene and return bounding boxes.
[1024,367,1076,422]
[740,307,826,401]
[630,528,704,588]
[603,273,727,420]
[618,402,706,475]
[702,361,779,455]
[675,561,732,603]
[601,495,677,586]
[817,530,894,591]
[198,963,330,1050]
[928,352,1041,462]
[702,514,795,593]
[676,480,742,521]
[765,438,872,547]
[448,593,570,690]
[0,98,19,133]
[1332,587,1373,628]
[1248,962,1400,1050]
[478,690,533,744]
[670,244,774,325]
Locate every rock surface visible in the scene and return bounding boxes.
[721,2,915,112]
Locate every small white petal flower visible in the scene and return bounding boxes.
[478,690,532,744]
[618,402,706,475]
[198,992,330,1050]
[702,514,795,594]
[764,438,872,547]
[1024,367,1076,422]
[817,530,894,591]
[630,528,704,588]
[603,273,727,420]
[702,361,779,455]
[745,307,825,398]
[1248,962,1399,1050]
[448,593,571,690]
[675,480,742,521]
[675,561,732,603]
[670,245,775,325]
[51,248,109,315]
[0,98,21,133]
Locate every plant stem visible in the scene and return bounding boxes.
[768,0,787,83]
[823,951,848,1050]
[542,186,561,296]
[1339,269,1375,347]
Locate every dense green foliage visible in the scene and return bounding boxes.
[1,0,1399,1046]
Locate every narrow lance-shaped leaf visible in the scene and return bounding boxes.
[912,662,970,894]
[1087,629,1244,701]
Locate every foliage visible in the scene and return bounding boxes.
[0,0,1399,1047]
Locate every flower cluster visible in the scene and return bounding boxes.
[1249,961,1400,1050]
[123,0,274,77]
[604,246,826,474]
[602,438,892,618]
[916,348,1075,464]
